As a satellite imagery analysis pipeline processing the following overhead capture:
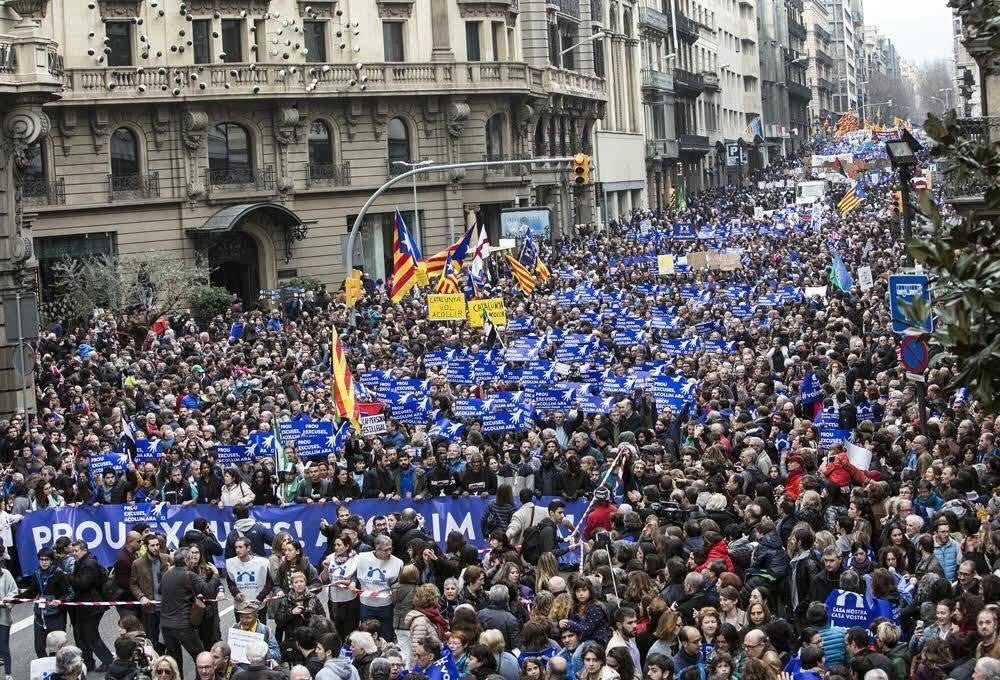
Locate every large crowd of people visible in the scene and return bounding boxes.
[0,133,998,680]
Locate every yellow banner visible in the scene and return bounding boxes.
[468,298,508,327]
[427,293,467,321]
[657,254,674,276]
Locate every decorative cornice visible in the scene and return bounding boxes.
[298,0,337,18]
[457,0,513,18]
[186,0,270,14]
[96,0,143,17]
[377,0,414,18]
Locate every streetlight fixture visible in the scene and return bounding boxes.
[392,159,435,245]
[560,31,606,57]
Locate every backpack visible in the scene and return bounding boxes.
[520,508,544,565]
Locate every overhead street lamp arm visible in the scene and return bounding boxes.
[560,32,606,56]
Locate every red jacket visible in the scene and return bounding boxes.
[695,539,734,573]
[823,452,867,488]
[785,469,804,500]
[583,502,617,541]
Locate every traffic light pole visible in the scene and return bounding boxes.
[344,156,576,322]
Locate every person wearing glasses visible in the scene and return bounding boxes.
[672,627,704,676]
[22,547,71,660]
[151,656,181,680]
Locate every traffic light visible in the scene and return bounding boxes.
[892,191,903,217]
[572,153,591,185]
[345,269,363,307]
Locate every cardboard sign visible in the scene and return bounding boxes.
[468,298,507,327]
[857,265,874,291]
[228,628,266,664]
[718,253,741,271]
[657,254,675,276]
[687,252,708,270]
[427,294,467,321]
[360,413,387,436]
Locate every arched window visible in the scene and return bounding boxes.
[485,113,505,159]
[22,142,47,197]
[110,127,139,179]
[534,119,546,157]
[387,118,411,171]
[622,8,633,38]
[208,122,251,184]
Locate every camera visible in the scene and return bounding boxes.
[132,645,153,680]
[648,501,689,525]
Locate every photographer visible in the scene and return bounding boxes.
[104,636,145,680]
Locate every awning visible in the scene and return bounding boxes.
[187,202,305,234]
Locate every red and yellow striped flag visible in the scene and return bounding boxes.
[536,259,551,285]
[330,324,360,432]
[505,254,536,295]
[435,252,461,294]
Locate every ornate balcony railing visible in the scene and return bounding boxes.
[205,165,275,194]
[482,154,532,178]
[22,177,65,205]
[788,18,806,40]
[703,71,720,91]
[815,48,833,66]
[645,139,679,159]
[673,68,704,95]
[787,80,812,100]
[641,68,674,91]
[678,134,711,153]
[108,172,160,201]
[547,0,579,17]
[306,162,351,188]
[817,77,834,91]
[0,43,14,73]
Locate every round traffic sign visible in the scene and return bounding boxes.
[900,336,929,374]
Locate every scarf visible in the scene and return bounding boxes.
[417,604,450,641]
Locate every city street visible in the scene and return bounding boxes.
[11,600,239,680]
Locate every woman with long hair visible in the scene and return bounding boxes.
[561,575,610,672]
[518,620,560,665]
[741,656,778,680]
[913,637,952,680]
[185,543,222,650]
[465,643,499,680]
[482,484,517,535]
[249,467,278,505]
[534,553,561,595]
[275,539,318,644]
[578,644,615,680]
[195,460,222,505]
[392,564,420,639]
[607,647,637,680]
[30,478,64,510]
[452,603,484,646]
[747,600,773,631]
[622,572,658,611]
[274,570,326,661]
[521,657,548,680]
[321,534,360,639]
[494,562,533,624]
[718,586,747,631]
[329,466,361,503]
[220,466,255,507]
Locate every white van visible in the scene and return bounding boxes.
[795,180,829,206]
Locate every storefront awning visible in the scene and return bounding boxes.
[187,202,305,234]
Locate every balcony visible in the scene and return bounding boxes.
[22,177,65,206]
[306,162,351,188]
[645,139,679,160]
[108,172,160,202]
[638,6,672,36]
[673,68,704,96]
[547,0,579,18]
[386,160,449,181]
[542,67,606,100]
[58,62,542,102]
[641,68,673,92]
[788,80,812,100]
[205,165,275,195]
[678,134,711,155]
[702,71,720,92]
[817,77,833,92]
[814,23,831,42]
[676,12,700,42]
[815,48,833,66]
[788,18,807,41]
[482,154,532,178]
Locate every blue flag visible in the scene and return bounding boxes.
[800,371,824,405]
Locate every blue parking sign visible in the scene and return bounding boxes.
[889,274,932,335]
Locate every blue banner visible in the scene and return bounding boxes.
[424,350,457,369]
[482,407,534,433]
[672,223,697,240]
[819,428,852,449]
[577,395,614,414]
[90,452,129,476]
[453,398,485,418]
[800,371,824,405]
[278,420,336,460]
[216,445,254,466]
[529,387,576,411]
[134,440,162,465]
[390,395,434,425]
[14,497,589,574]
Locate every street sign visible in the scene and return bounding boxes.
[900,336,929,374]
[889,274,932,335]
[2,294,39,344]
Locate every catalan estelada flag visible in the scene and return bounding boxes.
[536,259,551,285]
[330,323,360,432]
[390,209,422,303]
[435,252,461,294]
[837,181,867,216]
[505,254,536,295]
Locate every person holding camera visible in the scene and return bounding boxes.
[103,636,145,680]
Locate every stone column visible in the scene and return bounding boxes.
[0,103,51,417]
[431,0,455,61]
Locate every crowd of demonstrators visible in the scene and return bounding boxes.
[0,132,998,680]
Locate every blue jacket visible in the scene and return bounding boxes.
[225,521,277,559]
[818,624,847,667]
[933,537,961,581]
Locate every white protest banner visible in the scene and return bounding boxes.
[846,441,872,471]
[857,265,874,291]
[805,286,828,299]
[228,628,266,664]
[657,254,674,276]
[753,206,764,219]
[360,413,387,436]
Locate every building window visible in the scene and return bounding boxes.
[593,30,605,77]
[466,22,481,62]
[548,23,560,66]
[383,22,405,62]
[208,122,251,183]
[106,22,132,66]
[22,142,47,197]
[560,24,578,70]
[221,19,243,62]
[485,113,505,158]
[387,118,411,169]
[110,128,139,179]
[192,19,212,64]
[303,21,327,62]
[35,233,116,303]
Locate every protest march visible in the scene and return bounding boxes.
[0,129,998,680]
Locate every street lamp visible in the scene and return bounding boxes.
[392,159,434,244]
[560,31,606,57]
[929,95,945,112]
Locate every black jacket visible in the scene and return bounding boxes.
[159,565,221,630]
[390,521,432,561]
[362,467,395,498]
[535,518,570,561]
[69,551,106,602]
[477,604,522,650]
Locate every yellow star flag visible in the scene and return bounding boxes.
[330,323,360,432]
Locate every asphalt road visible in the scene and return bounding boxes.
[9,600,239,680]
